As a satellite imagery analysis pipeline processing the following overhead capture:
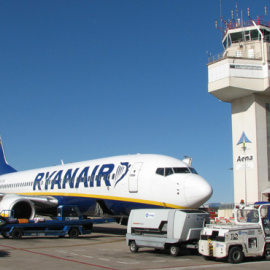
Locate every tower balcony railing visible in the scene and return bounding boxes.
[208,50,262,64]
[222,19,270,36]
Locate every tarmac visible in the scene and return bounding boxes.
[0,222,269,270]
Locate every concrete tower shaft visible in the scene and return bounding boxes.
[208,17,270,203]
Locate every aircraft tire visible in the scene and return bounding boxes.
[11,228,23,239]
[68,227,80,238]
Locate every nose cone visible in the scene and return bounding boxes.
[184,175,213,208]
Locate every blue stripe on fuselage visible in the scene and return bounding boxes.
[53,196,167,216]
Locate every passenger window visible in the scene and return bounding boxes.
[165,168,173,176]
[156,168,164,176]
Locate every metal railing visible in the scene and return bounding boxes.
[222,19,270,36]
[208,50,262,64]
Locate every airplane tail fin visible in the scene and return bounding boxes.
[0,136,17,175]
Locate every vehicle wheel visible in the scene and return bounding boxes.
[68,227,80,238]
[228,246,243,264]
[11,228,23,239]
[1,232,9,239]
[263,245,270,260]
[169,245,180,257]
[129,241,139,253]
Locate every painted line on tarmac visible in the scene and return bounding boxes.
[99,258,111,262]
[23,249,118,270]
[153,264,230,269]
[81,255,93,259]
[143,263,227,270]
[55,250,68,253]
[100,248,122,251]
[0,238,124,251]
[69,253,79,256]
[0,244,119,270]
[116,260,140,265]
[147,259,270,270]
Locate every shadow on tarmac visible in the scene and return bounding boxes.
[91,224,127,236]
[0,250,10,257]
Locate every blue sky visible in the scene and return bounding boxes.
[0,0,268,203]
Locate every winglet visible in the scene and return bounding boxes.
[0,136,17,175]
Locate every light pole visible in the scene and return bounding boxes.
[242,143,247,204]
[229,167,234,203]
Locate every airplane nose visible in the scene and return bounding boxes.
[184,175,213,208]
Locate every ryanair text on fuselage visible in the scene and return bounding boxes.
[33,162,131,190]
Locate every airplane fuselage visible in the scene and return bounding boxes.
[0,154,212,216]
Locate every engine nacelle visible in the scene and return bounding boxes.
[0,194,35,219]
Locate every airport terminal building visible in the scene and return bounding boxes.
[208,16,270,203]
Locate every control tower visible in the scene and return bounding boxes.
[208,11,270,203]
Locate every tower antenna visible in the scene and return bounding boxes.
[236,2,239,19]
[219,0,223,40]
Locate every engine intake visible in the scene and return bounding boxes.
[0,195,35,219]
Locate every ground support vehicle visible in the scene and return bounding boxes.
[126,209,209,256]
[0,205,113,239]
[198,203,270,263]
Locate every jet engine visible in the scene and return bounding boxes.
[0,194,35,219]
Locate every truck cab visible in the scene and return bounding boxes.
[56,205,84,221]
[198,203,270,263]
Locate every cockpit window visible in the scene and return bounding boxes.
[156,167,198,177]
[189,168,198,174]
[173,168,190,174]
[165,168,173,176]
[156,168,164,176]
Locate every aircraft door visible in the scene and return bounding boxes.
[128,162,143,193]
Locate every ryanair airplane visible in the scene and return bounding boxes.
[0,137,212,222]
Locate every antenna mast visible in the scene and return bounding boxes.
[219,0,222,40]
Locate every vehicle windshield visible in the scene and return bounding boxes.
[58,206,81,218]
[261,205,270,237]
[236,209,259,223]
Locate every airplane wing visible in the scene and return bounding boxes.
[18,195,58,208]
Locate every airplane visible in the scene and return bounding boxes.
[0,136,212,222]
